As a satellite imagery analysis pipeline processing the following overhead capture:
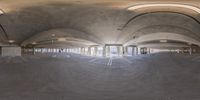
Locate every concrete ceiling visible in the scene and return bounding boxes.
[0,0,200,48]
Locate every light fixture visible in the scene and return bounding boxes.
[32,42,37,45]
[127,4,200,14]
[8,40,15,43]
[58,38,66,42]
[160,40,167,43]
[51,34,55,37]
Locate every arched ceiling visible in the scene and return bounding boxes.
[21,29,100,48]
[120,12,200,44]
[124,32,200,46]
[0,0,200,48]
[138,43,190,48]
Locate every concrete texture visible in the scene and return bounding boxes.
[120,12,200,45]
[0,53,200,100]
[1,46,21,56]
[0,1,200,99]
[1,1,200,48]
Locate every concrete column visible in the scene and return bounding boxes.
[78,48,81,54]
[192,47,197,54]
[103,46,106,57]
[180,48,184,53]
[117,46,120,56]
[137,47,141,55]
[106,46,110,57]
[81,48,85,55]
[177,49,180,53]
[94,47,98,56]
[80,48,82,54]
[88,47,91,56]
[189,47,192,55]
[33,48,36,55]
[123,46,128,56]
[132,47,135,56]
[1,46,21,57]
[83,48,85,55]
[147,48,151,54]
[42,48,44,54]
[150,48,153,54]
[140,48,144,54]
[120,46,123,56]
[133,47,138,55]
[84,48,87,55]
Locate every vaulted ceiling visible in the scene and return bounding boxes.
[0,0,200,48]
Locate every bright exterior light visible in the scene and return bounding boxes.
[160,40,167,43]
[127,4,200,14]
[58,38,66,42]
[0,10,4,15]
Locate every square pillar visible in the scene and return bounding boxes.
[81,48,85,55]
[103,46,106,57]
[123,46,128,56]
[88,47,91,56]
[106,46,110,57]
[94,47,98,56]
[138,47,141,55]
[132,47,135,55]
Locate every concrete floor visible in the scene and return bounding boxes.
[0,53,200,100]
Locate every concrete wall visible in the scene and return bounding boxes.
[1,46,21,57]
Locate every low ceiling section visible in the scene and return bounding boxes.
[120,3,200,48]
[0,0,200,48]
[21,29,101,47]
[124,32,200,46]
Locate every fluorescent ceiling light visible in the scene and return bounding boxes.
[51,34,55,37]
[127,4,200,14]
[8,40,15,43]
[32,42,37,45]
[58,38,66,42]
[160,40,167,43]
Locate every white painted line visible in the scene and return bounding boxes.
[110,58,113,66]
[89,58,98,63]
[107,58,110,66]
[107,57,113,66]
[123,58,132,64]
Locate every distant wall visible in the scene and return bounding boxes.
[1,46,21,56]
